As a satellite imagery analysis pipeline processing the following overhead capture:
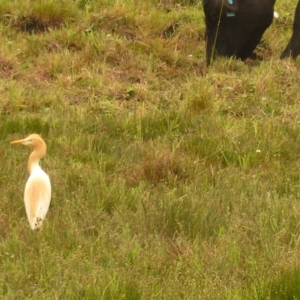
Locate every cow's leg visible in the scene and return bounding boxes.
[239,27,269,60]
[205,19,239,65]
[281,1,300,59]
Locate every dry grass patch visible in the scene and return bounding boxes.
[0,52,16,78]
[0,1,78,33]
[141,147,190,185]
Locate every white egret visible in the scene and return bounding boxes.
[11,134,51,230]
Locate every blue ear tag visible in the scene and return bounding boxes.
[226,0,235,17]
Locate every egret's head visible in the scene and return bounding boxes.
[11,134,46,150]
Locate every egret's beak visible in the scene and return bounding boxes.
[11,138,26,145]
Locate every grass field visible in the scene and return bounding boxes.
[1,0,300,299]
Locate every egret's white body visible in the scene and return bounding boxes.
[24,163,51,229]
[11,134,51,230]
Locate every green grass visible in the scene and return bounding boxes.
[2,0,300,298]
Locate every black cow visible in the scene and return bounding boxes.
[281,0,300,59]
[203,0,275,65]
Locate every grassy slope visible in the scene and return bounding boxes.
[1,0,300,299]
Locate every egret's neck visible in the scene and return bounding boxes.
[28,147,46,174]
